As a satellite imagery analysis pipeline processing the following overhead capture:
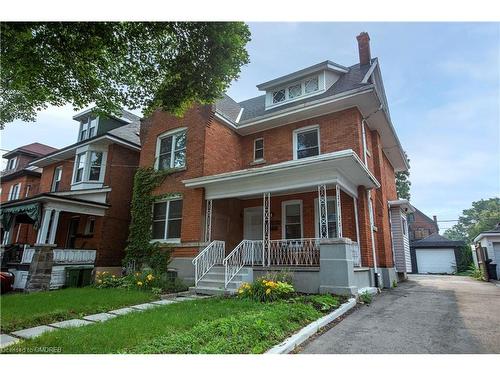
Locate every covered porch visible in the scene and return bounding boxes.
[184,150,380,293]
[0,194,108,290]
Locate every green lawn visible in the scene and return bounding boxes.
[2,296,341,354]
[0,287,156,332]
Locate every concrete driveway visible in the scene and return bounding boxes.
[300,274,500,354]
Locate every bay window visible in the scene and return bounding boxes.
[157,128,187,171]
[74,153,86,182]
[72,149,105,185]
[152,199,183,241]
[89,152,103,181]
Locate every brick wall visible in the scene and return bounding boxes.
[39,159,74,193]
[409,210,439,241]
[1,174,41,201]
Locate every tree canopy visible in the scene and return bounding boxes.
[444,197,500,243]
[396,157,411,200]
[0,22,251,127]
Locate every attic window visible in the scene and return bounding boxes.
[272,89,285,104]
[288,83,302,99]
[304,77,319,93]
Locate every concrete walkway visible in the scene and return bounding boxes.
[1,293,209,349]
[300,275,500,354]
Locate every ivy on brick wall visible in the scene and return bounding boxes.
[124,166,179,273]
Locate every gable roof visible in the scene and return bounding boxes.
[410,207,439,230]
[411,232,464,248]
[4,142,58,159]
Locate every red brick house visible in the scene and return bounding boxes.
[140,32,413,294]
[0,109,140,290]
[1,143,58,245]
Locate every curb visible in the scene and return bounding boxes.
[266,297,357,354]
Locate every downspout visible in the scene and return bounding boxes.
[361,109,382,283]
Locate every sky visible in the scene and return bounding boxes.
[1,22,499,232]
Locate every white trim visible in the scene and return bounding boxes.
[54,187,112,196]
[293,125,320,160]
[361,58,378,84]
[51,165,63,192]
[235,108,244,123]
[151,196,183,242]
[8,183,21,201]
[281,199,303,239]
[6,157,17,171]
[266,75,325,110]
[155,127,187,170]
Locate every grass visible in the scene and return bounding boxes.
[3,295,342,354]
[0,287,156,333]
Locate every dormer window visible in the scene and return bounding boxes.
[6,157,17,171]
[266,75,322,109]
[79,117,99,141]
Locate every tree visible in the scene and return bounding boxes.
[444,197,500,243]
[396,157,411,200]
[0,22,250,127]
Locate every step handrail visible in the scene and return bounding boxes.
[223,240,256,289]
[192,240,225,287]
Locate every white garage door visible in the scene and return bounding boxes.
[416,248,456,274]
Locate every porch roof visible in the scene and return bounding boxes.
[183,149,380,200]
[0,193,109,217]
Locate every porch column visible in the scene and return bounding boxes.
[204,199,213,243]
[318,184,329,239]
[47,209,61,245]
[36,208,53,244]
[263,192,271,267]
[335,184,343,238]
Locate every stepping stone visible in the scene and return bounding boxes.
[108,307,137,315]
[175,296,197,301]
[151,299,177,305]
[11,325,57,339]
[1,334,20,349]
[49,319,94,329]
[83,313,117,322]
[130,303,157,310]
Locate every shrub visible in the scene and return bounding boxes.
[468,265,484,281]
[238,277,294,302]
[299,294,340,312]
[93,270,187,293]
[262,270,293,284]
[392,280,398,288]
[359,291,372,304]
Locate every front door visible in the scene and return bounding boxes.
[66,217,80,248]
[244,207,263,240]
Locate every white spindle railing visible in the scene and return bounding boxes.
[223,240,257,288]
[265,238,320,267]
[21,247,36,264]
[192,240,225,286]
[53,249,96,264]
[350,242,361,267]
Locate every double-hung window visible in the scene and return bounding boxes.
[6,157,17,171]
[52,166,63,192]
[254,138,264,161]
[294,126,320,159]
[8,183,21,201]
[79,117,98,141]
[152,199,183,241]
[157,129,187,170]
[74,153,86,183]
[282,200,303,239]
[401,216,408,237]
[88,118,98,138]
[89,152,103,181]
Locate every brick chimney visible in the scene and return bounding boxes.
[356,32,371,66]
[433,215,439,231]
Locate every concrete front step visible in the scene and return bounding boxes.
[196,279,242,290]
[189,286,237,296]
[191,266,253,296]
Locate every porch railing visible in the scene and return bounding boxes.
[53,249,96,264]
[223,240,256,288]
[192,240,225,287]
[265,238,320,267]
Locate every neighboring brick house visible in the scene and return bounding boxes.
[408,208,439,242]
[1,143,58,245]
[0,109,141,290]
[140,32,413,294]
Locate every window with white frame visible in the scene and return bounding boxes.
[85,216,96,235]
[52,166,63,192]
[157,129,186,170]
[282,200,302,239]
[269,75,321,107]
[294,126,320,159]
[254,138,264,161]
[6,157,17,171]
[73,150,104,184]
[152,199,183,241]
[25,184,31,197]
[79,117,99,141]
[8,183,21,201]
[315,197,338,238]
[304,76,319,93]
[401,216,408,237]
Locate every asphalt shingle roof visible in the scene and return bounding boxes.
[411,233,465,248]
[215,60,375,124]
[5,142,58,158]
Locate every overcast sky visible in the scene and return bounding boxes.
[1,22,499,231]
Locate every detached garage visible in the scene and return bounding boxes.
[410,233,465,274]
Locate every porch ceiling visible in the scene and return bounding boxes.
[183,149,380,200]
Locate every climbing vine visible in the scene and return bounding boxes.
[124,166,179,273]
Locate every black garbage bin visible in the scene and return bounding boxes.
[65,266,94,287]
[486,260,498,280]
